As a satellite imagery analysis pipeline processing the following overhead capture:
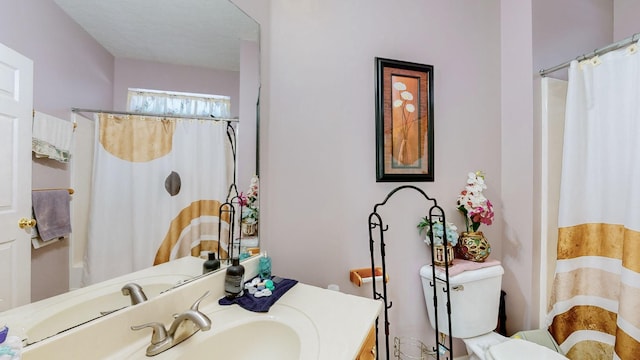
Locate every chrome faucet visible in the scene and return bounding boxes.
[131,291,211,356]
[122,283,148,305]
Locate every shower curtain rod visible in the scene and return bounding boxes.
[539,32,640,77]
[71,107,239,123]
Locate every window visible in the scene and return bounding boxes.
[127,88,231,118]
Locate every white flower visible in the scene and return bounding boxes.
[457,171,494,232]
[401,91,413,100]
[467,172,486,189]
[393,82,407,91]
[405,104,415,113]
[393,99,403,108]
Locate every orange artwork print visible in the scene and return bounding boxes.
[376,58,433,181]
[391,75,420,167]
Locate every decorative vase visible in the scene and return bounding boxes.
[456,231,491,262]
[433,243,455,267]
[241,221,258,236]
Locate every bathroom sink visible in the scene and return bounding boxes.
[23,274,191,344]
[118,304,320,360]
[5,256,207,345]
[180,319,301,359]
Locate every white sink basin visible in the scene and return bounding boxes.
[118,304,320,360]
[181,319,301,359]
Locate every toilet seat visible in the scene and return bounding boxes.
[485,339,568,360]
[463,332,568,360]
[462,332,506,360]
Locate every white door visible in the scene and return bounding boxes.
[0,43,33,311]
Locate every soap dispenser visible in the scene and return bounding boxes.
[259,252,272,280]
[224,257,245,299]
[202,252,220,274]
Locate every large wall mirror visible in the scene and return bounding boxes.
[0,0,259,346]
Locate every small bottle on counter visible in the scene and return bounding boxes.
[224,257,245,299]
[259,252,272,280]
[202,252,220,274]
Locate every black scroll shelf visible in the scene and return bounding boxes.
[368,185,454,360]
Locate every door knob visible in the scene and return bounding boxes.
[18,218,36,229]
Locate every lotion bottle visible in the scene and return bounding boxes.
[224,257,245,298]
[202,252,220,274]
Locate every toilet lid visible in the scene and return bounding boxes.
[486,339,568,360]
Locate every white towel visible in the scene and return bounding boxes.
[32,111,74,163]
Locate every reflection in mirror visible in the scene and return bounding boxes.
[4,257,204,345]
[0,0,259,346]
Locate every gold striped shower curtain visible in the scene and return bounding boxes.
[82,114,232,285]
[547,43,640,359]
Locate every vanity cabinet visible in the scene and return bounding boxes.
[356,326,377,360]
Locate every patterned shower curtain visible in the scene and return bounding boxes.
[547,42,640,359]
[82,114,232,285]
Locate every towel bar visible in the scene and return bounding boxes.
[33,188,74,195]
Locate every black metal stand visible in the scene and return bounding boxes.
[216,122,246,264]
[367,185,454,360]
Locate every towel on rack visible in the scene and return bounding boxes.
[32,111,75,163]
[31,228,64,249]
[32,190,72,241]
[434,258,501,277]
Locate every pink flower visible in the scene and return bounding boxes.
[457,171,494,232]
[238,192,248,207]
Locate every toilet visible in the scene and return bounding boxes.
[419,264,568,360]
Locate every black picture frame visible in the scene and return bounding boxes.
[375,57,434,182]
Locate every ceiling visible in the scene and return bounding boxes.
[53,0,259,71]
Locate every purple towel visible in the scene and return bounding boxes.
[32,190,72,241]
[218,276,298,312]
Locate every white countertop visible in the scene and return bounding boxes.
[21,255,382,359]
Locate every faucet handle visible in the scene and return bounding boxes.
[131,322,168,344]
[190,291,210,311]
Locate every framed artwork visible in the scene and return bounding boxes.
[375,57,434,182]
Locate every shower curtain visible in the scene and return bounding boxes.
[547,43,640,359]
[82,114,232,285]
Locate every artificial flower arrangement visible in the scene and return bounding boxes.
[417,217,459,247]
[239,175,259,225]
[456,171,494,232]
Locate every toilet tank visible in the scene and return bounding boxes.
[420,264,504,339]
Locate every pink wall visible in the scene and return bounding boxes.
[237,40,260,192]
[501,0,536,333]
[1,0,246,303]
[614,0,640,41]
[533,0,613,81]
[246,0,621,355]
[0,2,114,120]
[261,0,501,356]
[113,58,240,116]
[0,0,114,190]
[0,0,114,301]
[231,0,270,194]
